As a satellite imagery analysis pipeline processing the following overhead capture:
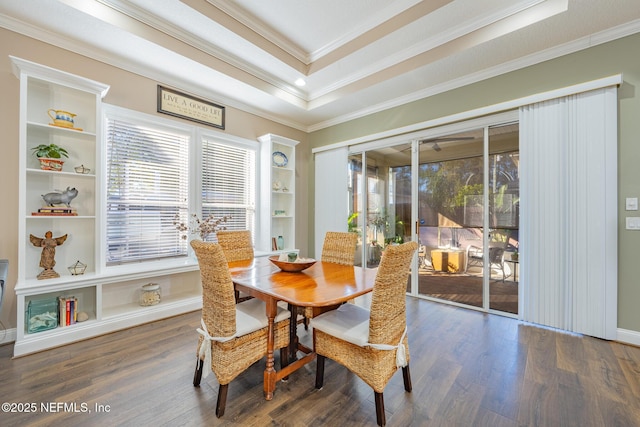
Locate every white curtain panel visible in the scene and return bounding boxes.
[519,86,618,339]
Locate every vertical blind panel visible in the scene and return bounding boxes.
[202,138,256,238]
[106,118,190,264]
[519,86,617,339]
[314,147,349,258]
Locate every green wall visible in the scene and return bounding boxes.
[309,32,640,334]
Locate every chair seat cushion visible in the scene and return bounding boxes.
[310,303,370,347]
[235,298,291,337]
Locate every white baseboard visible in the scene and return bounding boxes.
[0,327,16,346]
[617,328,640,347]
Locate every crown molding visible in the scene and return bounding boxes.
[306,0,423,63]
[307,1,542,101]
[207,0,309,64]
[210,0,423,65]
[0,12,309,132]
[308,19,640,132]
[99,0,308,102]
[3,9,640,134]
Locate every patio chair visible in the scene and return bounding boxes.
[190,240,290,417]
[311,241,418,426]
[465,229,510,281]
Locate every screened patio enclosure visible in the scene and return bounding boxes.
[347,123,520,315]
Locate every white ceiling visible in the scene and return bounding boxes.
[1,0,640,132]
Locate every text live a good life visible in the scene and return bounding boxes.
[157,86,225,129]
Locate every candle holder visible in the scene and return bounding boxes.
[74,165,90,174]
[67,260,87,275]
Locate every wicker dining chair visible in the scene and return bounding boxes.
[216,230,254,262]
[216,230,254,302]
[321,231,358,265]
[311,241,418,426]
[299,231,359,328]
[190,240,290,418]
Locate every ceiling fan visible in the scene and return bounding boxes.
[401,136,475,152]
[426,141,442,152]
[420,136,475,151]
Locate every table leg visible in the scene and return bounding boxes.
[263,298,277,400]
[287,304,299,363]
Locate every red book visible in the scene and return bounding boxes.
[66,299,71,326]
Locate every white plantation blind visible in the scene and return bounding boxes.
[106,117,190,264]
[202,138,256,242]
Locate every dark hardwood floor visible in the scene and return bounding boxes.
[1,297,640,426]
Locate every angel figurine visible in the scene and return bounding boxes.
[30,231,67,279]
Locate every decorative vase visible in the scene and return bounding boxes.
[277,235,284,250]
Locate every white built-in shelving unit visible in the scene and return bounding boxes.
[11,57,202,357]
[258,134,299,254]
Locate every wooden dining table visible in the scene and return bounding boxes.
[228,256,378,400]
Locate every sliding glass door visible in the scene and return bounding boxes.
[416,125,519,314]
[348,142,412,269]
[347,119,519,316]
[486,125,519,313]
[417,129,485,308]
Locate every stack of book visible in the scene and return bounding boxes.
[58,296,78,326]
[32,207,77,216]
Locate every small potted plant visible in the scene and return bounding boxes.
[31,143,69,171]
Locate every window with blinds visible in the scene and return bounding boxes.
[106,117,190,264]
[201,138,256,242]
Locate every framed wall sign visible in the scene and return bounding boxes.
[157,85,225,129]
